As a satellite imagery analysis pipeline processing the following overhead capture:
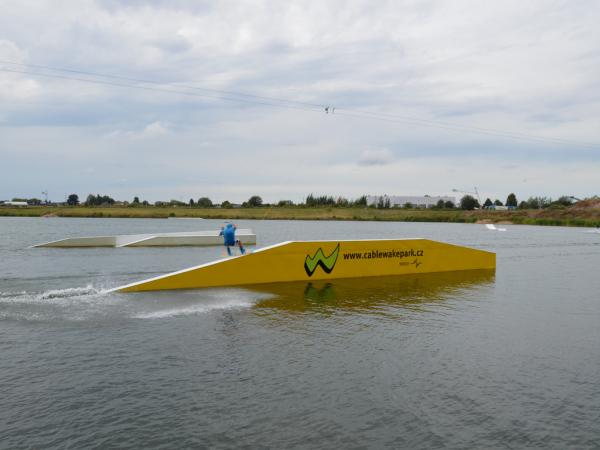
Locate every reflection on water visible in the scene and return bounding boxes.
[250,270,495,313]
[0,270,494,323]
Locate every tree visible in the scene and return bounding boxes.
[444,200,455,209]
[221,200,232,208]
[197,197,213,208]
[436,199,445,209]
[85,194,115,206]
[278,200,294,207]
[483,198,493,208]
[247,195,263,207]
[554,196,574,207]
[403,202,413,209]
[460,195,480,210]
[133,196,140,204]
[506,193,518,207]
[525,197,539,209]
[354,195,367,207]
[336,196,350,207]
[524,196,552,209]
[67,194,79,206]
[374,196,391,209]
[306,194,335,207]
[85,194,96,206]
[189,198,195,207]
[494,199,503,206]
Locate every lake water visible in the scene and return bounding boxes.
[1,217,599,449]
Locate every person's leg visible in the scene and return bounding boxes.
[237,239,246,254]
[226,245,232,256]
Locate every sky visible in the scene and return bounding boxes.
[1,0,599,204]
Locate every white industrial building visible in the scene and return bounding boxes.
[2,201,28,207]
[366,195,456,208]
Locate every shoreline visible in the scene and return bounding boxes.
[1,206,599,228]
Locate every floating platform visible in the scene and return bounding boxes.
[113,238,495,293]
[33,229,256,248]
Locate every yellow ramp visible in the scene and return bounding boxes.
[114,239,495,293]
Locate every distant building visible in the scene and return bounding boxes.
[4,201,28,207]
[366,195,456,208]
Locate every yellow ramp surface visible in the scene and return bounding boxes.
[115,239,495,292]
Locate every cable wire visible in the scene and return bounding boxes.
[1,60,598,149]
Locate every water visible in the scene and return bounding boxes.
[1,217,599,449]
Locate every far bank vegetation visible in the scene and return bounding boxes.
[1,193,599,228]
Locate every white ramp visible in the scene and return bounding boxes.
[34,229,256,248]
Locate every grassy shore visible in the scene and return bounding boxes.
[1,205,599,227]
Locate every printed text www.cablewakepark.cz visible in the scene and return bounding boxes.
[342,249,424,260]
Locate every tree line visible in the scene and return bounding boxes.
[45,192,588,210]
[62,194,370,208]
[459,193,578,211]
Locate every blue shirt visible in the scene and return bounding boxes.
[220,224,236,246]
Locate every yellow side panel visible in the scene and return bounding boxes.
[117,239,495,292]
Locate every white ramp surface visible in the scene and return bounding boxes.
[34,229,256,248]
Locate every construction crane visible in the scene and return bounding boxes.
[452,187,481,205]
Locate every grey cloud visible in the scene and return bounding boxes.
[150,35,192,54]
[0,0,599,202]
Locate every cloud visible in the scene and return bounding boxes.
[357,149,395,166]
[0,40,41,101]
[0,39,25,61]
[105,121,169,140]
[0,0,599,202]
[136,121,169,139]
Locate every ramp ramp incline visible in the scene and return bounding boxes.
[113,238,496,292]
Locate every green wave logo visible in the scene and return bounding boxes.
[304,243,340,277]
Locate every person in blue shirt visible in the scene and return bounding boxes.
[219,223,246,256]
